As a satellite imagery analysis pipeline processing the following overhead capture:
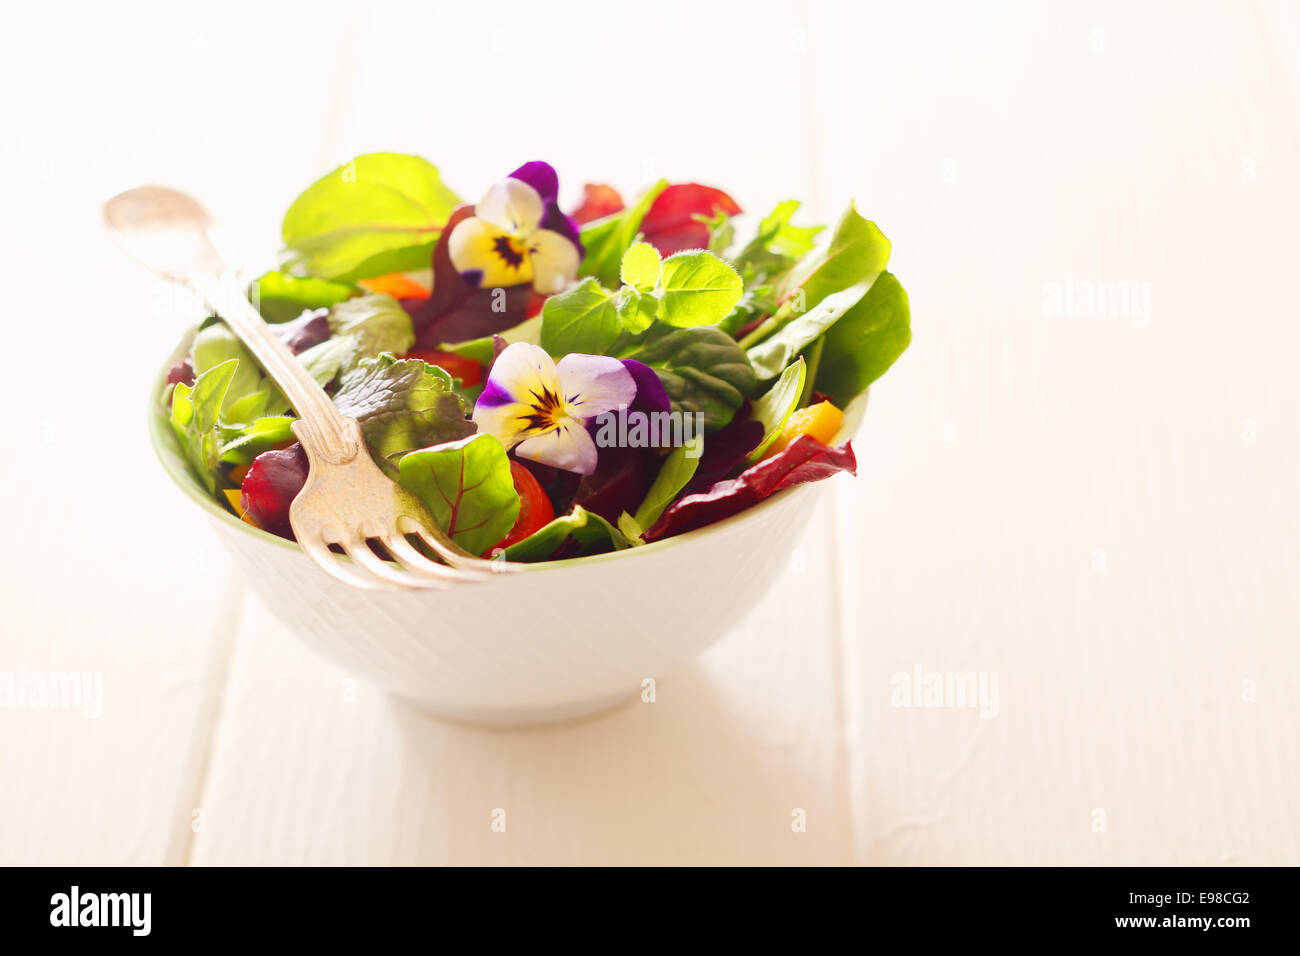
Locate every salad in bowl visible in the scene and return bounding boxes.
[160,154,911,566]
[149,153,909,723]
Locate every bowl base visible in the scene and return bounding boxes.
[391,686,639,729]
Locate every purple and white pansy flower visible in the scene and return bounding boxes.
[473,343,638,475]
[448,162,584,295]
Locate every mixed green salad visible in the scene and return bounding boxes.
[161,154,910,562]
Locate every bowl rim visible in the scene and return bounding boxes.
[149,329,867,573]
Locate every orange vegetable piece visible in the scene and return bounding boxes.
[763,401,844,459]
[358,273,431,299]
[222,488,261,529]
[227,463,250,485]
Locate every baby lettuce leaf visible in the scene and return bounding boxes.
[656,250,744,328]
[169,359,238,493]
[643,435,856,542]
[746,278,875,381]
[502,505,629,562]
[328,293,415,369]
[282,153,460,280]
[539,278,621,357]
[814,271,912,405]
[397,434,520,557]
[250,271,356,323]
[191,321,289,416]
[630,441,702,535]
[217,416,297,465]
[579,179,668,288]
[747,357,806,461]
[332,354,474,476]
[625,326,757,429]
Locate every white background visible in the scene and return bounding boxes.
[0,0,1296,864]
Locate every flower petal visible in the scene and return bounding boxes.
[476,177,543,235]
[480,342,560,405]
[527,228,581,294]
[508,161,559,204]
[621,359,671,416]
[514,418,599,475]
[471,400,534,450]
[541,203,584,256]
[448,216,534,288]
[555,353,637,418]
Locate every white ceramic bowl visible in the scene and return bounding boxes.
[151,334,865,725]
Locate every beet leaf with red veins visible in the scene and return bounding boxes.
[643,435,855,541]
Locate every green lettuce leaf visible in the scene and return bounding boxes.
[328,293,415,369]
[332,354,474,476]
[169,359,237,493]
[250,271,356,323]
[217,416,297,465]
[619,241,662,291]
[781,201,890,308]
[747,357,806,461]
[814,271,912,405]
[502,505,629,562]
[397,434,520,557]
[745,278,876,380]
[191,321,288,416]
[631,441,702,533]
[282,153,460,280]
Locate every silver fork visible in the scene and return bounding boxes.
[105,185,515,590]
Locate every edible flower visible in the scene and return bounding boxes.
[448,162,583,295]
[473,343,636,475]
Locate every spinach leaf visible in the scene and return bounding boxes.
[625,326,757,429]
[281,153,460,280]
[397,434,520,557]
[814,271,911,405]
[746,278,876,380]
[632,441,701,531]
[502,506,628,562]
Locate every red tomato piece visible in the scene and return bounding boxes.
[403,348,484,388]
[488,461,556,554]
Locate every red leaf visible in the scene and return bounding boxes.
[410,204,530,348]
[571,183,625,224]
[639,183,742,256]
[643,436,855,541]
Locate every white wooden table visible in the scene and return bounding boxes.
[1,0,1296,866]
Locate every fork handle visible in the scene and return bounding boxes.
[188,271,361,464]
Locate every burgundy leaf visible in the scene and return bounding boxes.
[643,436,855,542]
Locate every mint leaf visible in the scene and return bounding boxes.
[814,271,911,405]
[579,179,668,287]
[746,278,876,380]
[539,278,621,357]
[282,152,460,280]
[615,285,657,334]
[626,326,757,429]
[169,359,237,493]
[656,250,744,328]
[620,241,661,291]
[333,354,474,476]
[747,357,806,461]
[501,505,628,562]
[633,441,701,531]
[397,434,520,557]
[328,293,415,369]
[250,271,356,323]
